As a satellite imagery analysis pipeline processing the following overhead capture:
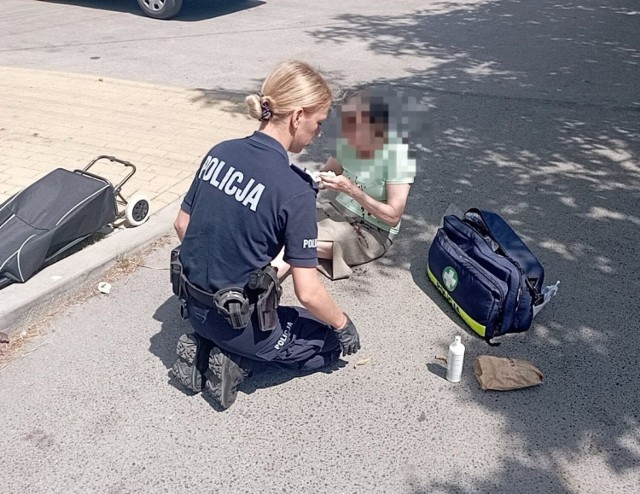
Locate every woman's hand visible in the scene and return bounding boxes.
[320,157,344,175]
[320,173,355,195]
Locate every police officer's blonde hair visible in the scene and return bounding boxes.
[246,60,332,122]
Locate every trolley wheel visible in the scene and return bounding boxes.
[125,194,151,227]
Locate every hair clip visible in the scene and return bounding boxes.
[260,100,272,121]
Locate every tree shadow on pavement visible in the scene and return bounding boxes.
[188,86,258,116]
[307,1,640,491]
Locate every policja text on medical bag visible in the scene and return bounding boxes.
[427,208,551,344]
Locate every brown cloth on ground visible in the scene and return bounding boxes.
[473,355,543,391]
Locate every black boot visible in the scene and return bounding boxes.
[204,347,251,409]
[170,333,213,393]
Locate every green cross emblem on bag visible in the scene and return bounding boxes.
[442,266,458,292]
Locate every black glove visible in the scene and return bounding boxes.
[333,314,361,356]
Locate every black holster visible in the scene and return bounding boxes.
[247,265,282,332]
[212,287,253,330]
[170,247,189,319]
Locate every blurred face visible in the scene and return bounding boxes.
[341,99,386,157]
[289,105,330,153]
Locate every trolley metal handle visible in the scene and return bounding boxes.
[83,155,137,195]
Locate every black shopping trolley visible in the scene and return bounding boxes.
[0,156,151,289]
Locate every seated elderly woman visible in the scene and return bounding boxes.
[275,89,417,280]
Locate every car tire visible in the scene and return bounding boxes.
[137,0,183,19]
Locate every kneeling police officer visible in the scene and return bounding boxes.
[170,61,361,409]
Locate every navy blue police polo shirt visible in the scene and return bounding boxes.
[180,131,318,292]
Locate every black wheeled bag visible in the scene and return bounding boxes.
[0,168,117,288]
[427,208,545,344]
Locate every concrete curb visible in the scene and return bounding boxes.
[0,199,181,336]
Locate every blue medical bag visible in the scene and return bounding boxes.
[427,209,545,343]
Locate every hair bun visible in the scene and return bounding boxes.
[245,93,263,121]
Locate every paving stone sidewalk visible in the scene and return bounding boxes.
[0,67,259,334]
[0,66,256,211]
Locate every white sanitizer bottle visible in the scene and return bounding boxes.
[446,336,465,383]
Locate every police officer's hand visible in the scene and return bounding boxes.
[333,313,361,356]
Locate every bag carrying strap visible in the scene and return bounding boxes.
[465,209,545,303]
